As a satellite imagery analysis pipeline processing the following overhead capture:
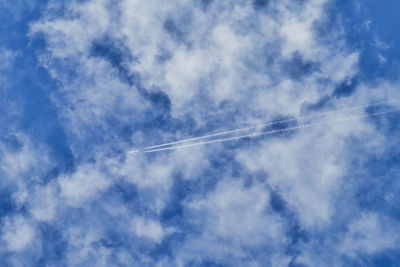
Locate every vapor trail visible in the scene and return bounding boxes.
[139,108,399,153]
[133,99,398,153]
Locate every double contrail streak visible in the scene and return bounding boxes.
[138,108,399,153]
[129,100,399,153]
[140,100,397,151]
[137,108,399,153]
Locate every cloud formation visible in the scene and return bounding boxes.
[1,0,400,266]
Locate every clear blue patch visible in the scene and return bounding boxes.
[90,37,140,87]
[184,260,229,267]
[253,0,270,10]
[198,0,213,11]
[0,190,16,218]
[300,95,332,112]
[333,77,358,98]
[325,0,400,81]
[36,223,68,266]
[163,12,192,44]
[0,1,74,174]
[0,135,23,153]
[164,19,185,42]
[283,53,320,80]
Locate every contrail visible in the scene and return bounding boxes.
[138,108,399,153]
[131,99,398,153]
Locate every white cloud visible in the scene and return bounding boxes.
[131,216,166,243]
[64,226,110,266]
[0,48,17,71]
[31,0,361,126]
[59,164,112,206]
[2,215,35,252]
[295,212,400,266]
[28,182,59,222]
[280,0,327,57]
[0,134,54,208]
[180,179,286,263]
[30,0,111,59]
[340,213,400,257]
[0,134,50,180]
[105,145,210,214]
[237,115,381,228]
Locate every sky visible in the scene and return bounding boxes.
[1,0,400,266]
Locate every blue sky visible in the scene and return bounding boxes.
[1,0,400,266]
